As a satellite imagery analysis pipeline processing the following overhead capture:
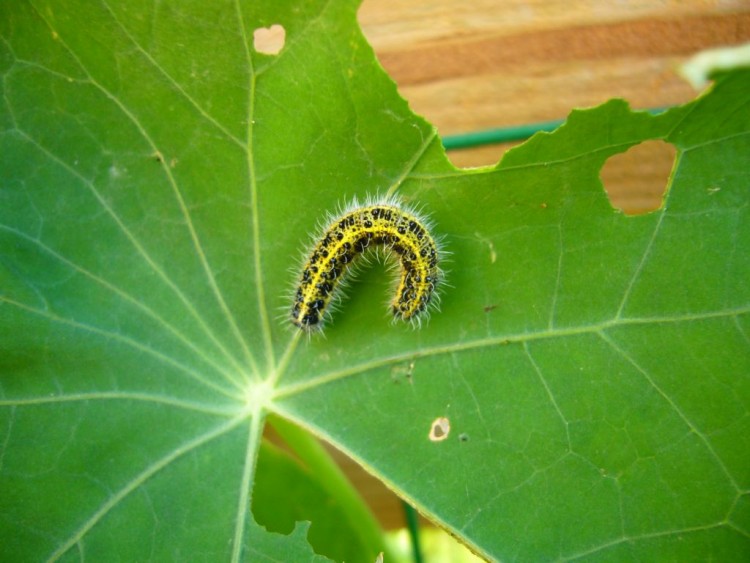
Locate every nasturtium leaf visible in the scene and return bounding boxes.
[1,1,748,561]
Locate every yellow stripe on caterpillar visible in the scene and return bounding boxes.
[291,196,443,331]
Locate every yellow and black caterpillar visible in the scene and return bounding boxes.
[291,197,443,331]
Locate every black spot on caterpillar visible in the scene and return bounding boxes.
[291,196,443,331]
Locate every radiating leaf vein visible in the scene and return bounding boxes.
[28,3,260,378]
[598,330,741,492]
[0,392,240,417]
[46,414,248,561]
[274,308,750,400]
[12,125,250,380]
[0,223,245,390]
[0,296,237,399]
[100,0,245,149]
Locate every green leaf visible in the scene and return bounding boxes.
[1,1,749,561]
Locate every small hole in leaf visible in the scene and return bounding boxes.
[253,24,286,55]
[600,140,676,215]
[428,417,450,442]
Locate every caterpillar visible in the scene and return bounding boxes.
[291,196,443,331]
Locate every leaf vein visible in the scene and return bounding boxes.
[100,0,245,149]
[0,223,244,389]
[46,414,247,561]
[10,129,249,379]
[0,392,239,417]
[27,3,260,379]
[274,307,750,399]
[234,0,276,377]
[597,330,741,492]
[1,296,238,399]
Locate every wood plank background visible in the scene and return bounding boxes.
[286,1,750,531]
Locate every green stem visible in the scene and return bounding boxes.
[268,414,396,562]
[442,118,564,149]
[441,107,671,150]
[402,501,423,563]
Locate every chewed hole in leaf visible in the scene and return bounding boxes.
[428,417,450,442]
[600,139,677,215]
[253,24,286,55]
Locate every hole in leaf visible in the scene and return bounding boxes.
[428,417,450,442]
[600,140,677,215]
[253,24,286,55]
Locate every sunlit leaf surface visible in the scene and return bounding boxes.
[1,1,748,560]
